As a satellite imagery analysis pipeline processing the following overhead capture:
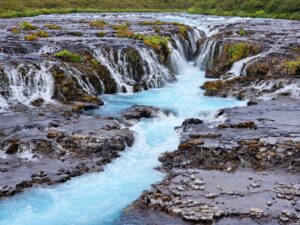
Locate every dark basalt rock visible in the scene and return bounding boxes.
[0,106,134,199]
[125,98,300,225]
[122,105,162,121]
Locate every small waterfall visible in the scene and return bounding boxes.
[94,46,173,92]
[135,47,170,88]
[60,65,100,96]
[94,48,133,93]
[168,29,202,73]
[194,39,217,70]
[171,34,188,61]
[228,51,272,77]
[188,29,203,54]
[168,42,186,73]
[2,62,54,105]
[0,95,9,113]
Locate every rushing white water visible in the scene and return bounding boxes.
[194,39,217,70]
[94,46,172,93]
[0,49,244,225]
[228,51,271,77]
[3,62,54,105]
[0,95,9,113]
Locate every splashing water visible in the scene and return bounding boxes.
[3,62,54,105]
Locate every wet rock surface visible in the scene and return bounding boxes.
[0,105,134,198]
[122,98,300,224]
[198,20,300,100]
[122,105,173,121]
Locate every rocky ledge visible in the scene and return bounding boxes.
[0,105,134,198]
[121,97,300,224]
[122,105,173,122]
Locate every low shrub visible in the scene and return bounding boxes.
[54,50,82,63]
[20,21,37,30]
[89,20,107,28]
[24,34,38,41]
[35,30,49,38]
[45,23,61,30]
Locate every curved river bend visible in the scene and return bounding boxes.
[0,14,244,225]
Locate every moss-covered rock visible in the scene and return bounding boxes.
[205,41,262,78]
[54,50,82,63]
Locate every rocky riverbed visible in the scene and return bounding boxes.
[0,105,134,198]
[122,98,300,224]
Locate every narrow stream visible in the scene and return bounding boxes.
[0,14,245,225]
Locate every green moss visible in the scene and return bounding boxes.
[45,23,61,30]
[97,31,107,37]
[283,57,300,75]
[177,25,188,38]
[238,28,246,36]
[227,43,253,64]
[112,24,129,30]
[69,32,83,36]
[24,34,38,41]
[11,27,20,34]
[143,35,170,52]
[54,50,82,63]
[35,30,49,38]
[139,20,164,26]
[112,24,134,38]
[20,21,37,30]
[89,20,107,28]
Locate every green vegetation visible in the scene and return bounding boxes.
[188,0,300,20]
[283,57,300,75]
[97,32,107,37]
[20,21,37,30]
[139,21,164,26]
[227,42,260,65]
[89,20,108,28]
[54,50,82,63]
[112,24,134,38]
[0,0,298,20]
[238,28,247,36]
[24,34,38,41]
[45,23,61,30]
[35,30,49,37]
[143,35,170,52]
[11,27,20,34]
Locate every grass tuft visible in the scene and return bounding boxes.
[54,50,82,63]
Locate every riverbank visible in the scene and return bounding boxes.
[0,0,299,20]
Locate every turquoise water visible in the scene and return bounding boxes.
[0,56,244,225]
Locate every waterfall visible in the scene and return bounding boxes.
[168,29,203,73]
[2,62,54,105]
[0,95,9,113]
[228,51,272,77]
[188,29,203,54]
[60,64,101,96]
[168,42,186,73]
[194,39,217,70]
[94,46,174,92]
[135,47,170,88]
[94,48,133,93]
